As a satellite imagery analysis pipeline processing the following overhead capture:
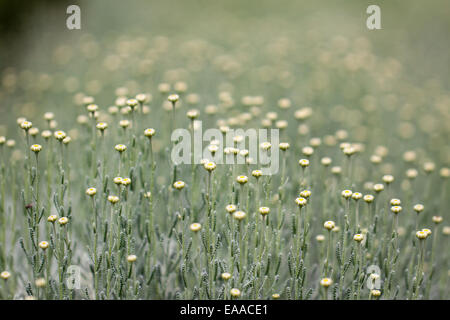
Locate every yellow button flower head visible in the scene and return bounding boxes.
[352,192,362,200]
[230,288,241,298]
[127,254,137,263]
[113,177,123,185]
[221,272,231,281]
[320,278,333,287]
[422,228,432,236]
[168,94,179,103]
[299,159,309,168]
[48,215,58,223]
[324,221,335,231]
[39,241,49,250]
[173,181,185,190]
[30,144,42,153]
[58,217,69,225]
[42,130,52,139]
[226,204,237,214]
[0,271,11,280]
[252,170,262,178]
[115,144,127,153]
[96,122,108,131]
[35,278,46,288]
[187,109,199,119]
[432,216,443,224]
[144,128,156,138]
[20,120,33,131]
[260,142,272,151]
[127,98,138,109]
[86,104,98,113]
[353,234,364,242]
[108,195,119,204]
[44,112,54,121]
[373,183,384,193]
[190,223,202,232]
[54,130,67,141]
[341,190,353,199]
[121,178,131,186]
[279,142,290,151]
[363,194,374,203]
[63,137,71,145]
[316,235,325,242]
[233,211,246,221]
[391,206,402,214]
[321,157,332,166]
[382,174,394,184]
[272,293,281,299]
[86,187,97,196]
[119,120,130,128]
[413,204,424,213]
[300,190,311,199]
[204,161,217,172]
[259,207,270,216]
[390,198,401,206]
[236,175,248,185]
[295,197,307,207]
[29,128,39,136]
[416,230,427,240]
[371,289,382,297]
[302,146,314,156]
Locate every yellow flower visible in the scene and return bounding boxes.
[127,254,137,263]
[363,194,374,203]
[113,177,123,185]
[353,234,364,242]
[47,215,58,223]
[86,187,97,196]
[259,207,270,216]
[108,195,119,204]
[279,142,290,151]
[391,206,402,214]
[252,170,262,178]
[320,278,333,287]
[20,120,33,130]
[295,197,307,207]
[54,130,67,141]
[190,223,202,232]
[58,217,69,225]
[96,122,108,131]
[351,192,362,200]
[121,178,131,186]
[324,221,335,231]
[371,289,381,297]
[0,271,11,280]
[226,204,237,214]
[35,278,46,288]
[413,204,424,213]
[221,272,231,280]
[390,198,401,206]
[168,94,179,103]
[416,230,427,240]
[39,241,49,250]
[230,288,241,297]
[432,216,443,224]
[373,183,384,193]
[341,190,352,199]
[30,144,42,153]
[115,144,127,153]
[260,142,271,150]
[204,161,217,172]
[173,181,186,190]
[300,190,311,199]
[272,293,280,299]
[299,159,309,168]
[236,175,248,185]
[233,211,246,221]
[144,128,156,138]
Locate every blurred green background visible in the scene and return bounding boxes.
[1,0,449,85]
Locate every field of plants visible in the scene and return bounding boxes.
[0,0,449,300]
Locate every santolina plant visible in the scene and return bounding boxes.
[0,31,448,301]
